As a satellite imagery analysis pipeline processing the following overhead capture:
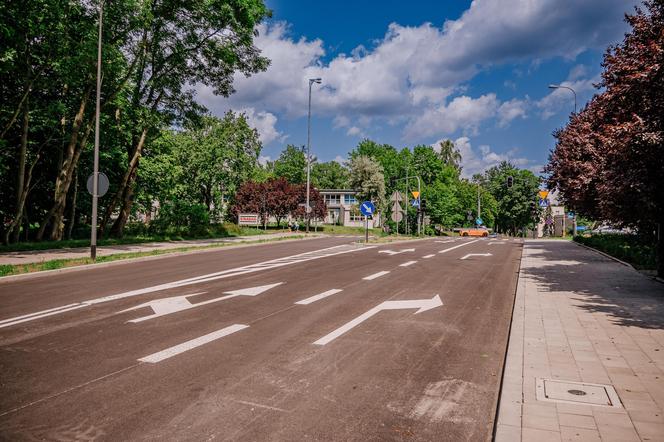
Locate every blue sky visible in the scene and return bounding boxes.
[196,0,639,177]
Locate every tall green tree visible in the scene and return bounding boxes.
[348,155,386,208]
[273,144,306,184]
[311,161,349,189]
[437,139,462,171]
[485,162,539,234]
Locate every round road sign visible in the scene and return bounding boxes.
[360,201,375,216]
[87,172,109,197]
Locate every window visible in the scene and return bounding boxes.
[343,194,357,205]
[324,194,340,205]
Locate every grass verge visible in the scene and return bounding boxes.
[574,234,656,270]
[0,235,307,278]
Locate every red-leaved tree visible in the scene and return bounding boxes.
[546,1,664,275]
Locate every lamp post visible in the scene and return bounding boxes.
[548,84,577,114]
[90,0,104,260]
[306,77,321,233]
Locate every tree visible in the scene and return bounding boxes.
[485,162,540,234]
[546,1,664,274]
[273,144,306,184]
[348,155,386,208]
[311,161,349,189]
[437,139,462,171]
[102,0,271,237]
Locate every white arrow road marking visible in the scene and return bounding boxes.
[422,254,435,259]
[138,324,248,363]
[460,253,492,260]
[313,295,443,346]
[295,289,343,305]
[399,261,417,267]
[438,239,479,254]
[0,244,373,329]
[378,248,415,255]
[121,283,282,323]
[363,271,390,280]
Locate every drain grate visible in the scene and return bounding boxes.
[536,378,622,408]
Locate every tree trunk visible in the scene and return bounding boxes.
[4,97,29,245]
[37,86,92,241]
[102,127,147,237]
[66,168,78,240]
[657,221,663,278]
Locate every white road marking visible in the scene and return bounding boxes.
[0,304,86,329]
[437,239,479,254]
[378,248,415,255]
[138,324,249,363]
[0,244,374,329]
[399,261,417,267]
[488,242,505,245]
[363,271,390,280]
[121,283,282,323]
[313,295,443,346]
[435,240,455,243]
[295,289,343,305]
[422,254,435,259]
[460,253,492,260]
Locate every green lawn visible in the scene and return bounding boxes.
[574,233,657,270]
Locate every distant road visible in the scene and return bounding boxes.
[0,236,521,441]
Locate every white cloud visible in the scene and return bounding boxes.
[404,94,499,139]
[451,136,535,177]
[240,108,285,145]
[195,0,636,141]
[536,74,599,119]
[258,155,272,166]
[497,98,528,127]
[333,155,346,165]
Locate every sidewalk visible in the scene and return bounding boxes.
[0,232,315,266]
[496,240,664,442]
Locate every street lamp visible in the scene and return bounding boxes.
[548,84,577,113]
[90,0,104,260]
[306,77,322,233]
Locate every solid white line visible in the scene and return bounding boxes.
[0,304,86,329]
[138,324,249,363]
[0,303,81,324]
[435,240,455,243]
[399,261,417,267]
[363,271,390,280]
[295,289,343,305]
[422,254,435,259]
[438,239,479,254]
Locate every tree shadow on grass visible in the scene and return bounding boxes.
[522,240,664,330]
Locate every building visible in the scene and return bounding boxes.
[318,189,381,228]
[536,189,573,237]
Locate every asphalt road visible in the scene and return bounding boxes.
[0,235,522,441]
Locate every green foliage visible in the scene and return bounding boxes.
[575,234,657,270]
[312,161,350,189]
[274,144,306,184]
[150,201,210,236]
[484,162,540,234]
[348,155,386,208]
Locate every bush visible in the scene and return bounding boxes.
[574,233,657,270]
[150,201,210,235]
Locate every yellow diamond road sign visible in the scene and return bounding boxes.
[411,191,420,199]
[539,190,549,199]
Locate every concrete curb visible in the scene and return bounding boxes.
[0,235,327,284]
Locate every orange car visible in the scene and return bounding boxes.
[459,227,489,237]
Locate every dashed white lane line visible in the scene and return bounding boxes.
[138,324,249,363]
[399,261,417,267]
[295,289,343,305]
[363,271,390,280]
[438,239,480,254]
[422,254,435,259]
[460,253,492,260]
[435,240,455,243]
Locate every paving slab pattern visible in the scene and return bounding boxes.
[496,240,664,442]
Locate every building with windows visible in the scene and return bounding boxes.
[319,189,381,228]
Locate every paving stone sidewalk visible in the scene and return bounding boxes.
[0,231,314,266]
[496,240,664,442]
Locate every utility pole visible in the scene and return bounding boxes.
[305,77,322,233]
[90,0,103,260]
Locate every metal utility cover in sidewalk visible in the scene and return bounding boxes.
[536,378,622,408]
